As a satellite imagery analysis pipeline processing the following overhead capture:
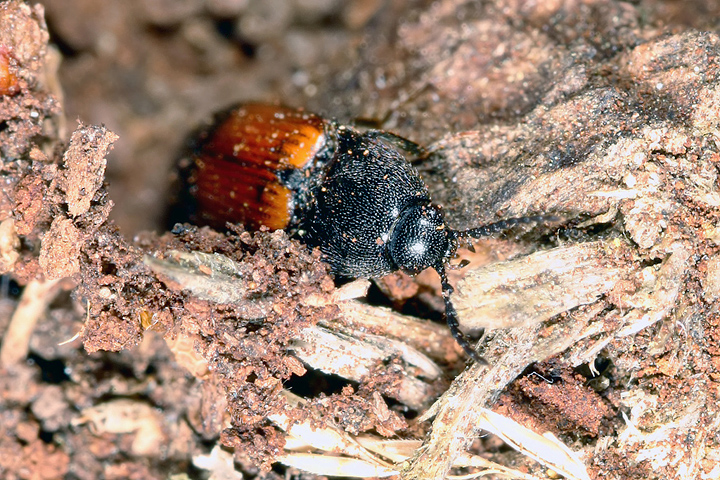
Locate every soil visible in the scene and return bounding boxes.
[2,1,720,479]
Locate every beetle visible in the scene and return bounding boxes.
[173,103,550,364]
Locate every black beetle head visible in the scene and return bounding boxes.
[389,204,454,275]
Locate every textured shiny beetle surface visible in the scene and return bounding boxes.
[174,103,548,364]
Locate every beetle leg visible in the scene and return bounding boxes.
[435,264,488,365]
[364,130,426,157]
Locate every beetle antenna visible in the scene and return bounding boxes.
[458,214,559,240]
[435,263,488,365]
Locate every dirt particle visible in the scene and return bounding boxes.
[13,171,47,236]
[60,124,118,218]
[39,216,82,280]
[0,218,20,274]
[703,253,720,301]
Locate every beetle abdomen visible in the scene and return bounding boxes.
[183,103,330,230]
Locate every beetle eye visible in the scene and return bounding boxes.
[389,205,449,274]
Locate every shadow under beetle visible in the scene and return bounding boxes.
[173,103,552,364]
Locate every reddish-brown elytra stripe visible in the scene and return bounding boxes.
[188,103,328,230]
